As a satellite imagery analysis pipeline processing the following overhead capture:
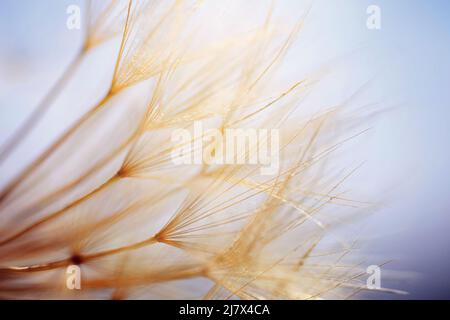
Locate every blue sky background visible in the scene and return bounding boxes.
[0,0,449,298]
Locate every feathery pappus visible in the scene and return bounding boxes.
[0,0,397,299]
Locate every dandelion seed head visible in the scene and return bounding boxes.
[0,0,386,300]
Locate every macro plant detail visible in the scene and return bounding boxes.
[0,0,388,299]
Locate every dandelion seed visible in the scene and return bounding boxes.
[0,0,387,300]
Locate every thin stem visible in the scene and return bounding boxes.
[2,236,157,273]
[0,175,119,246]
[0,0,98,164]
[0,93,112,205]
[0,51,84,164]
[0,0,134,204]
[0,103,150,246]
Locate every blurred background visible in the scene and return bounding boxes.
[0,0,449,299]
